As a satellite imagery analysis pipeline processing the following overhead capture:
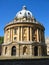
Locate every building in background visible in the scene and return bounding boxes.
[45,37,49,55]
[2,6,47,56]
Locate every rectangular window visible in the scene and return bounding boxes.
[32,29,36,41]
[14,28,18,35]
[14,29,16,34]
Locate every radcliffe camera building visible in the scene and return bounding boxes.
[2,6,47,56]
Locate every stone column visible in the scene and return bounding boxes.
[18,27,20,41]
[19,27,21,41]
[11,29,13,42]
[43,31,45,42]
[8,29,11,42]
[9,29,11,42]
[37,29,39,42]
[10,29,12,42]
[30,27,32,41]
[40,30,41,42]
[21,27,23,41]
[4,30,7,43]
[4,30,6,43]
[38,46,41,56]
[27,27,29,41]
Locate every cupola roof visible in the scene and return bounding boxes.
[16,6,32,19]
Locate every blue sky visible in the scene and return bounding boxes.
[0,0,49,37]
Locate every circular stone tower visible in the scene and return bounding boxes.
[2,6,47,56]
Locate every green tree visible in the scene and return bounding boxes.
[0,36,4,44]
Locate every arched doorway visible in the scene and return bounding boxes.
[34,46,38,56]
[11,46,16,56]
[23,46,27,55]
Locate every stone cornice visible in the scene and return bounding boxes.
[2,41,46,46]
[4,22,45,31]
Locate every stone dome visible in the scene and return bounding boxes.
[16,6,32,19]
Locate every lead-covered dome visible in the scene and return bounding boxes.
[16,6,32,19]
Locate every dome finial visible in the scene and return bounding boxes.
[22,5,27,10]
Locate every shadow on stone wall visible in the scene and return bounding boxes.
[0,59,49,65]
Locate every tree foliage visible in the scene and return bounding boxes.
[0,36,4,44]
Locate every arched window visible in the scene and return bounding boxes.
[11,46,16,56]
[23,46,27,55]
[34,46,38,56]
[5,47,7,54]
